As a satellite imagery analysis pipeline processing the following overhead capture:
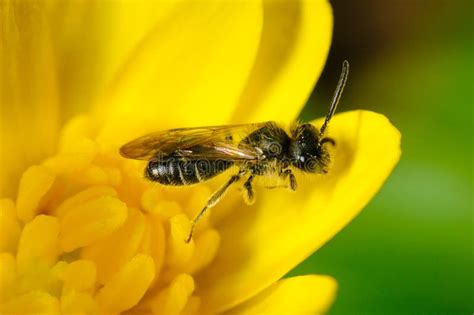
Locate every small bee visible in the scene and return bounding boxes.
[120,61,349,242]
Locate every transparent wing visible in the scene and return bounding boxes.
[119,122,272,161]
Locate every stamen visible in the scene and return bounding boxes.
[0,253,16,301]
[60,259,96,291]
[16,215,60,273]
[148,273,195,315]
[59,196,127,252]
[0,291,59,314]
[82,208,145,284]
[185,229,220,274]
[3,115,223,313]
[167,214,195,268]
[95,254,155,314]
[0,199,20,253]
[16,166,56,222]
[54,186,118,218]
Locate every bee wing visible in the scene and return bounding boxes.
[119,122,272,160]
[173,141,263,161]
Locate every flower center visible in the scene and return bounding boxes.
[0,115,221,314]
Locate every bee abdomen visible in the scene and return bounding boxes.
[146,156,233,185]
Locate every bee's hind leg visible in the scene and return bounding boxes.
[243,174,255,205]
[186,172,243,243]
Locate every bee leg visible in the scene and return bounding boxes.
[186,173,242,243]
[281,169,297,191]
[243,175,255,205]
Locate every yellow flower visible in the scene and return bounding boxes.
[0,0,401,314]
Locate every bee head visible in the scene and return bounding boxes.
[289,60,349,174]
[289,124,332,174]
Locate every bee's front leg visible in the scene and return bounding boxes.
[243,174,255,205]
[281,168,297,191]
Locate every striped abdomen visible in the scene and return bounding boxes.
[146,156,233,185]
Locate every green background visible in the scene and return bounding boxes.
[290,1,473,313]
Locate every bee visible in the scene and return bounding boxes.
[120,61,349,242]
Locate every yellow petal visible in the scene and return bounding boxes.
[16,215,60,273]
[223,275,337,315]
[197,111,401,311]
[96,254,155,314]
[98,0,263,149]
[16,165,56,222]
[45,1,175,120]
[1,1,177,198]
[231,0,332,123]
[0,1,59,198]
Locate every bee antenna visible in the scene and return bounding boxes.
[319,60,350,140]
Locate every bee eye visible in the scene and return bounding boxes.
[296,124,318,141]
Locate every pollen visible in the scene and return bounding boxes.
[0,116,221,314]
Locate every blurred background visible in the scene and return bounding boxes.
[290,0,473,313]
